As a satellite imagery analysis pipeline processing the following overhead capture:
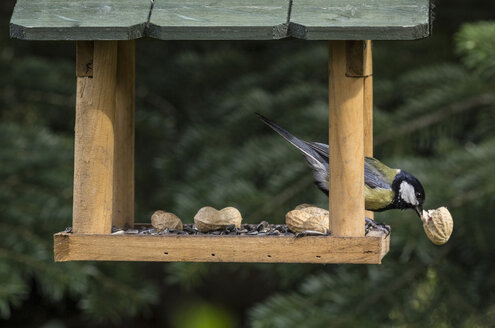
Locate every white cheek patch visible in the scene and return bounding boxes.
[399,181,419,205]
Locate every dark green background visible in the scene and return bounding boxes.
[1,0,494,327]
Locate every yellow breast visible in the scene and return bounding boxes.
[364,186,395,211]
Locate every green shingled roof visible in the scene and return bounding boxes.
[10,0,433,41]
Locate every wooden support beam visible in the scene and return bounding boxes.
[113,40,135,229]
[344,40,374,219]
[363,41,374,220]
[73,41,118,234]
[76,41,93,77]
[329,40,368,237]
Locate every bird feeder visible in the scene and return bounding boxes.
[10,0,433,264]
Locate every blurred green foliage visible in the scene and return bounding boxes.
[456,21,495,79]
[172,302,236,328]
[1,0,495,327]
[249,21,495,328]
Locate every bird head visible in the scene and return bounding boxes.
[392,170,425,217]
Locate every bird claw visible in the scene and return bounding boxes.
[365,217,391,236]
[293,221,390,237]
[294,230,329,238]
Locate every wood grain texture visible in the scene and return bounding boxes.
[290,0,431,40]
[148,0,290,40]
[54,232,389,263]
[345,41,372,77]
[329,40,365,237]
[10,0,149,40]
[10,0,432,41]
[73,41,118,234]
[113,40,135,229]
[76,41,93,77]
[363,41,374,220]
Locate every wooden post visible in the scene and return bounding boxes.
[363,41,374,220]
[113,40,135,229]
[73,41,118,234]
[329,40,371,237]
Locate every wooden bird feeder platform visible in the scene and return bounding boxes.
[10,0,432,264]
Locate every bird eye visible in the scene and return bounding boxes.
[416,192,421,197]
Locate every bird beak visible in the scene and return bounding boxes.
[414,205,423,218]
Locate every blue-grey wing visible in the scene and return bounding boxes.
[309,141,391,190]
[308,141,391,189]
[305,142,329,161]
[364,159,392,189]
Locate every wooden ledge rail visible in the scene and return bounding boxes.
[54,231,390,264]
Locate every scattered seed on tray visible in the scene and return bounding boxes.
[64,221,388,237]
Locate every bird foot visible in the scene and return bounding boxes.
[365,217,390,236]
[294,230,329,239]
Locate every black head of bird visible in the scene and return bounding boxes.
[257,113,425,218]
[388,169,425,217]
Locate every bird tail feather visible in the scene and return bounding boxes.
[256,113,324,166]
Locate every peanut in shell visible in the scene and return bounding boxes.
[151,210,183,232]
[194,206,242,232]
[421,207,453,245]
[286,205,329,234]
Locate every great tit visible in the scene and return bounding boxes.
[257,114,425,218]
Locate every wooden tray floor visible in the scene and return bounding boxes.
[54,230,390,264]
